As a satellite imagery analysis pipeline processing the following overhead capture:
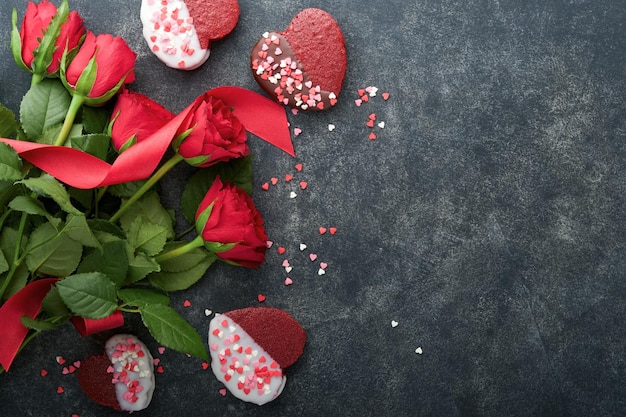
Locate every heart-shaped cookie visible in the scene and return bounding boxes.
[77,335,155,412]
[208,307,306,405]
[141,0,240,70]
[250,8,347,111]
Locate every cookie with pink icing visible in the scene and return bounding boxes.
[77,334,155,412]
[140,0,240,70]
[208,307,306,405]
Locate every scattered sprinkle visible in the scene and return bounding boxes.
[355,99,363,107]
[415,347,423,355]
[277,246,286,255]
[319,227,327,235]
[320,262,328,270]
[266,240,273,248]
[261,182,270,191]
[257,294,266,303]
[299,181,308,190]
[40,369,48,377]
[156,365,165,374]
[204,309,213,316]
[369,132,377,140]
[295,163,303,172]
[289,191,298,199]
[219,388,227,397]
[56,356,66,365]
[293,128,302,136]
[284,277,293,286]
[299,243,307,251]
[309,253,318,261]
[285,174,293,182]
[328,124,336,131]
[158,347,166,355]
[183,299,191,307]
[318,268,326,276]
[271,177,279,185]
[382,92,390,101]
[201,362,210,370]
[391,320,399,328]
[378,121,386,129]
[57,386,64,394]
[329,227,338,235]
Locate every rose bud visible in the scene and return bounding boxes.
[195,176,268,268]
[12,0,84,79]
[61,31,136,106]
[172,93,249,168]
[110,89,175,152]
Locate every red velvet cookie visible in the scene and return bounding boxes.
[141,0,240,70]
[77,335,155,412]
[250,8,347,111]
[208,307,306,405]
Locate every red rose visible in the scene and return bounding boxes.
[63,31,136,103]
[173,93,249,168]
[14,0,85,76]
[195,176,267,268]
[110,89,175,152]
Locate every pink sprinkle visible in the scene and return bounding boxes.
[219,388,227,397]
[320,262,328,270]
[285,277,293,286]
[355,99,363,107]
[294,128,302,136]
[158,347,166,355]
[309,253,318,261]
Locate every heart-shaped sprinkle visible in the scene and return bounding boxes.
[309,253,318,261]
[202,362,210,370]
[266,240,273,248]
[319,227,327,235]
[277,246,286,255]
[285,266,293,273]
[355,99,362,107]
[415,347,423,355]
[205,309,213,316]
[261,182,270,191]
[158,347,166,355]
[366,120,375,128]
[369,132,377,140]
[289,191,298,199]
[40,369,48,377]
[183,300,192,307]
[329,227,337,235]
[378,121,386,129]
[257,294,266,303]
[56,356,66,365]
[219,388,227,397]
[299,181,308,190]
[391,320,399,328]
[293,127,302,136]
[282,259,290,267]
[285,174,293,182]
[299,243,307,251]
[284,277,293,286]
[295,163,303,171]
[368,113,377,120]
[271,177,279,185]
[382,92,390,100]
[328,124,336,131]
[320,262,328,270]
[57,386,64,394]
[318,268,326,276]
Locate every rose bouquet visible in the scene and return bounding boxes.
[0,0,293,373]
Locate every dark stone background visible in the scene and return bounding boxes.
[1,0,626,416]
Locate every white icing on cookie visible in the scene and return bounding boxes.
[105,334,155,412]
[208,313,286,405]
[140,0,210,70]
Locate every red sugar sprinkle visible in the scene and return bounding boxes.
[295,163,303,172]
[219,388,227,397]
[257,294,266,303]
[271,177,279,185]
[319,227,327,235]
[285,174,293,182]
[156,366,164,374]
[299,181,308,190]
[330,227,338,235]
[369,132,377,140]
[183,299,192,307]
[56,356,66,365]
[57,386,64,394]
[201,362,210,370]
[40,369,48,377]
[261,182,270,191]
[382,92,390,100]
[277,246,286,255]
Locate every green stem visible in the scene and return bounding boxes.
[30,72,43,87]
[109,153,184,223]
[155,235,204,263]
[54,94,85,147]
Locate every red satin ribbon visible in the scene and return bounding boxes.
[71,310,124,336]
[0,278,57,371]
[0,86,294,189]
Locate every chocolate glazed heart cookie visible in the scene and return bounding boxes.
[250,8,347,111]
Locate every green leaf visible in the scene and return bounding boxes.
[0,142,23,182]
[8,195,48,217]
[37,122,82,145]
[125,253,160,285]
[82,105,112,134]
[0,103,21,138]
[87,218,126,240]
[56,272,118,319]
[65,214,101,249]
[150,243,216,291]
[119,191,174,240]
[71,134,111,161]
[20,79,71,141]
[78,240,129,286]
[25,222,83,277]
[41,286,71,318]
[20,316,58,331]
[118,288,170,308]
[181,156,253,223]
[0,249,8,275]
[108,179,147,199]
[20,174,82,215]
[140,303,208,360]
[0,227,29,300]
[127,217,168,257]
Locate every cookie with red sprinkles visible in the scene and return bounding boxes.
[140,0,240,70]
[208,307,306,405]
[250,8,347,111]
[77,335,155,412]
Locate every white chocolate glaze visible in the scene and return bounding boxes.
[140,0,210,70]
[105,334,155,412]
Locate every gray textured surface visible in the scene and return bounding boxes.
[1,0,626,416]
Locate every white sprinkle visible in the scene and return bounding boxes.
[299,243,307,251]
[391,320,399,328]
[415,347,423,355]
[204,309,212,317]
[378,121,385,129]
[289,191,298,199]
[328,124,336,132]
[318,268,326,276]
